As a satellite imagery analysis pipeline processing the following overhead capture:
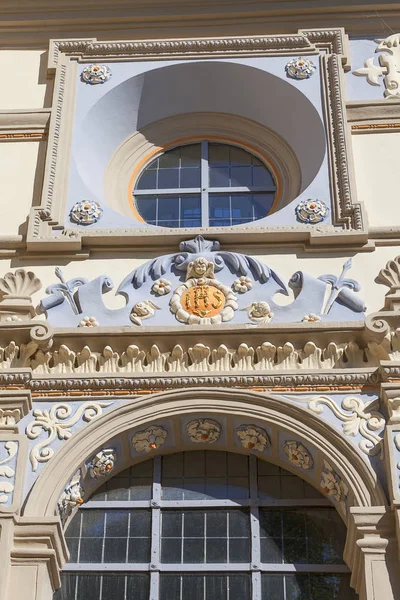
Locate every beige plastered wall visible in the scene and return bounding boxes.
[0,51,48,110]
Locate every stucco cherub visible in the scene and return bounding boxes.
[130,300,160,325]
[242,301,274,324]
[186,256,215,280]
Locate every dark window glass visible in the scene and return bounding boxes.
[261,574,358,600]
[160,573,251,600]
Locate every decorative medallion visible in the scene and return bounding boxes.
[285,57,316,80]
[152,278,172,296]
[58,471,84,522]
[78,316,99,327]
[242,301,273,324]
[130,300,160,325]
[70,200,103,225]
[170,278,237,325]
[88,448,117,479]
[302,313,321,323]
[132,425,167,453]
[81,64,111,85]
[187,418,222,443]
[236,425,270,451]
[295,199,328,224]
[283,441,314,470]
[320,460,348,512]
[233,276,253,293]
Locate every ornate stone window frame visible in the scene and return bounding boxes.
[27,29,367,253]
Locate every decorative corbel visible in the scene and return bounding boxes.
[0,390,32,433]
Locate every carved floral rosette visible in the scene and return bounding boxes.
[283,441,314,470]
[295,199,328,224]
[152,279,172,296]
[170,277,238,324]
[285,57,316,80]
[88,448,117,479]
[81,63,111,84]
[132,425,167,453]
[236,425,270,452]
[58,471,85,522]
[320,460,348,513]
[70,200,103,225]
[187,418,222,444]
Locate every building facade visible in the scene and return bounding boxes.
[1,2,400,599]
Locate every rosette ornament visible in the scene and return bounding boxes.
[70,200,103,225]
[88,449,117,479]
[81,64,111,84]
[233,276,253,293]
[283,441,314,470]
[320,460,348,512]
[236,425,270,451]
[285,57,316,80]
[132,425,167,453]
[187,418,222,443]
[295,199,328,224]
[152,278,172,296]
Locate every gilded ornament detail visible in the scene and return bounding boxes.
[236,424,270,451]
[81,63,111,84]
[70,200,103,225]
[187,418,222,443]
[170,278,237,325]
[283,441,314,469]
[132,425,167,453]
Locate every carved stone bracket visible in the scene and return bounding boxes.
[0,390,32,433]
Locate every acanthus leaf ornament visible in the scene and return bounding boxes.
[320,460,348,514]
[58,471,84,523]
[132,425,167,453]
[88,448,117,479]
[285,57,316,80]
[292,395,385,457]
[187,418,222,443]
[26,401,113,471]
[236,424,270,451]
[0,441,17,504]
[70,200,103,225]
[81,63,111,85]
[283,441,314,469]
[295,199,328,224]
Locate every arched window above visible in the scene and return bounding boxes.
[133,142,277,228]
[55,451,358,600]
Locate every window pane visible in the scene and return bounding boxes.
[209,193,273,226]
[136,169,157,190]
[180,143,201,167]
[262,575,358,600]
[158,150,180,169]
[253,165,275,187]
[209,143,230,165]
[102,574,125,600]
[135,196,157,224]
[230,166,252,187]
[158,168,179,189]
[181,195,201,227]
[180,166,201,187]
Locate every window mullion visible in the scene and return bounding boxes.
[201,140,209,227]
[150,455,161,600]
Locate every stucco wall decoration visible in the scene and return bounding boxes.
[285,57,317,79]
[0,441,17,505]
[353,33,400,98]
[39,236,366,327]
[283,440,314,469]
[320,459,348,515]
[81,63,111,84]
[131,425,167,453]
[236,424,270,451]
[187,418,222,443]
[87,448,117,479]
[58,470,84,523]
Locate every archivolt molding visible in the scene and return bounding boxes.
[22,388,387,521]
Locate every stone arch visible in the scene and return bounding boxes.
[23,387,387,520]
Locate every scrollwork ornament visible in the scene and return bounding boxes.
[88,448,117,479]
[283,441,314,469]
[70,200,103,225]
[295,199,328,224]
[187,418,222,443]
[26,401,113,471]
[292,395,385,457]
[236,424,270,451]
[285,57,316,80]
[81,63,111,84]
[132,425,167,453]
[0,441,17,504]
[58,471,84,522]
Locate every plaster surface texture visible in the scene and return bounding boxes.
[0,51,48,109]
[0,141,41,235]
[352,132,400,229]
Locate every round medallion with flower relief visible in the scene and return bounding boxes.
[302,313,321,323]
[78,316,99,328]
[81,64,111,84]
[285,57,316,80]
[283,441,314,470]
[70,200,103,225]
[233,276,253,293]
[295,199,328,224]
